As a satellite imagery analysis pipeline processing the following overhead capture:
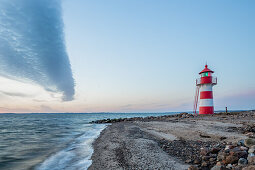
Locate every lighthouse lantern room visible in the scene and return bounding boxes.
[194,65,217,115]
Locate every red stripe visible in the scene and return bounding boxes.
[200,91,213,99]
[201,76,212,84]
[199,107,214,114]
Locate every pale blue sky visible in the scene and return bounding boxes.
[0,0,254,113]
[61,0,255,112]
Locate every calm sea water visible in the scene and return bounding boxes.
[0,113,175,170]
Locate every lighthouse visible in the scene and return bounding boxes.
[194,65,217,115]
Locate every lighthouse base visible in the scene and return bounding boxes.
[199,107,214,114]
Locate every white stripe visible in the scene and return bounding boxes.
[199,99,213,107]
[200,84,213,92]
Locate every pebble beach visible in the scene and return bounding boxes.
[89,111,255,170]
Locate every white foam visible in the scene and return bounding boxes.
[36,124,106,170]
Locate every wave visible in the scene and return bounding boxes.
[36,124,106,170]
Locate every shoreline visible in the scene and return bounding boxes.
[34,124,107,170]
[89,111,255,170]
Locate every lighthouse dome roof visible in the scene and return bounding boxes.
[199,65,214,74]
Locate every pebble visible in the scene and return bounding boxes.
[238,158,248,165]
[217,151,227,161]
[245,132,255,138]
[237,139,245,146]
[240,146,248,151]
[193,158,201,164]
[226,164,233,169]
[216,162,224,166]
[211,165,227,170]
[188,165,198,170]
[201,161,208,167]
[249,148,255,154]
[224,155,239,164]
[211,147,221,154]
[93,112,255,170]
[202,156,211,161]
[230,150,248,158]
[225,145,230,150]
[248,145,255,153]
[248,155,255,164]
[200,147,210,156]
[210,157,217,162]
[244,138,255,147]
[242,165,255,170]
[248,153,255,159]
[185,159,192,163]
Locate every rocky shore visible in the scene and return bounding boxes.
[90,112,195,124]
[89,111,255,170]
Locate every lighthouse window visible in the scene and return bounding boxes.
[202,72,209,77]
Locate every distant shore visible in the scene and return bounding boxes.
[89,111,255,170]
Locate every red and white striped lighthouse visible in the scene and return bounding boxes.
[194,65,217,115]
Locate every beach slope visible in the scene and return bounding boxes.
[89,111,255,170]
[89,122,189,170]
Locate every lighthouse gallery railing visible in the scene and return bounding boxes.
[196,77,217,86]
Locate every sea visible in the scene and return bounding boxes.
[0,112,175,170]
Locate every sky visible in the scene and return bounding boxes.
[0,0,254,113]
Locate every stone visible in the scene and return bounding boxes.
[245,132,255,138]
[216,162,224,166]
[249,148,255,154]
[248,155,255,165]
[201,161,208,167]
[185,159,192,163]
[244,138,255,147]
[248,153,255,159]
[224,155,239,164]
[240,146,248,151]
[211,154,218,158]
[210,157,217,162]
[232,165,245,170]
[193,158,201,164]
[200,147,210,156]
[220,136,227,140]
[230,145,237,149]
[226,164,233,169]
[217,151,228,161]
[211,147,221,154]
[225,145,230,150]
[202,156,211,161]
[249,145,255,153]
[238,158,248,165]
[242,165,255,170]
[211,165,228,170]
[231,147,241,152]
[224,149,230,153]
[225,145,237,151]
[230,150,248,158]
[188,165,198,170]
[237,139,245,146]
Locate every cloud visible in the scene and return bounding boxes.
[0,91,33,97]
[0,0,75,101]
